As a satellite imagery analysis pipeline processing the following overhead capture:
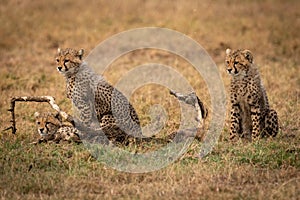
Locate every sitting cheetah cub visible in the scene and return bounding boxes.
[55,48,142,144]
[34,112,81,144]
[225,49,278,141]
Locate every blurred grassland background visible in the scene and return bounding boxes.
[0,0,299,199]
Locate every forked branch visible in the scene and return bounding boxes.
[4,96,74,134]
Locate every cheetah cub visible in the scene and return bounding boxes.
[55,48,142,144]
[34,112,81,144]
[225,49,278,141]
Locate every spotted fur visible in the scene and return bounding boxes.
[225,49,279,141]
[55,48,142,144]
[34,112,81,143]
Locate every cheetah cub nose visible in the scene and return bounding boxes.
[57,66,62,71]
[227,68,232,73]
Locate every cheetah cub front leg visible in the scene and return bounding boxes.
[249,105,262,140]
[229,103,242,140]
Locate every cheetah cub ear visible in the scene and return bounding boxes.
[78,49,84,60]
[243,50,253,63]
[57,48,61,54]
[34,112,40,118]
[225,48,232,55]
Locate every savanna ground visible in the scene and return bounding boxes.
[0,0,299,199]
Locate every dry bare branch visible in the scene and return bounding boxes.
[169,90,207,129]
[4,96,74,134]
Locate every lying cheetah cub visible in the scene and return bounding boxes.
[34,112,81,143]
[225,49,279,141]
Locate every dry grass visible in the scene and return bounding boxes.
[0,0,299,199]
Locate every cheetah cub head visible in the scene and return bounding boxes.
[55,48,84,76]
[225,49,254,77]
[34,112,62,136]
